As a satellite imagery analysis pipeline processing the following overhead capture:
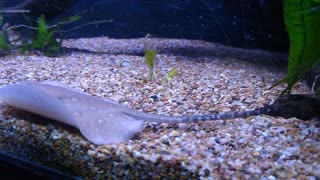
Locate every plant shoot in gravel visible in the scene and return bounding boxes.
[164,68,178,81]
[144,34,157,81]
[143,34,178,81]
[144,49,157,81]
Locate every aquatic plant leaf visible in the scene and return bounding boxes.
[42,31,62,57]
[144,49,157,80]
[144,49,156,69]
[21,14,80,57]
[166,68,178,79]
[0,32,10,51]
[21,14,52,53]
[33,14,49,49]
[0,83,144,145]
[276,0,320,94]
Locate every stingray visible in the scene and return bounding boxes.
[0,82,226,145]
[0,82,145,145]
[0,82,318,145]
[0,82,196,145]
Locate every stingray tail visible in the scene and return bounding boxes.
[133,106,276,123]
[177,107,275,123]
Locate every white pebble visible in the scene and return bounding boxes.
[133,150,141,158]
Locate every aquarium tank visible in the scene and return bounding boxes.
[0,0,319,179]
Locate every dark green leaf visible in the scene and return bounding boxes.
[0,33,10,51]
[274,0,320,94]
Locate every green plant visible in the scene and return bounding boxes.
[143,34,179,81]
[270,0,320,94]
[0,14,10,53]
[144,34,157,81]
[144,49,157,81]
[0,3,114,58]
[0,32,10,52]
[164,68,178,81]
[21,14,80,57]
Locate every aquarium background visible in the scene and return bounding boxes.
[3,0,288,52]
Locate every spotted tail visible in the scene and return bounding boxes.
[126,105,276,124]
[163,106,275,123]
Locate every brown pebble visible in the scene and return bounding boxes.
[253,151,260,157]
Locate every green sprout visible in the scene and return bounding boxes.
[144,49,157,81]
[143,34,179,82]
[144,34,157,81]
[164,68,178,81]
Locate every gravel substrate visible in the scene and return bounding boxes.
[0,37,319,179]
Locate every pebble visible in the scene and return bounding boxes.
[253,151,260,157]
[87,149,96,156]
[46,124,56,131]
[120,60,131,67]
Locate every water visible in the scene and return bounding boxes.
[2,0,287,51]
